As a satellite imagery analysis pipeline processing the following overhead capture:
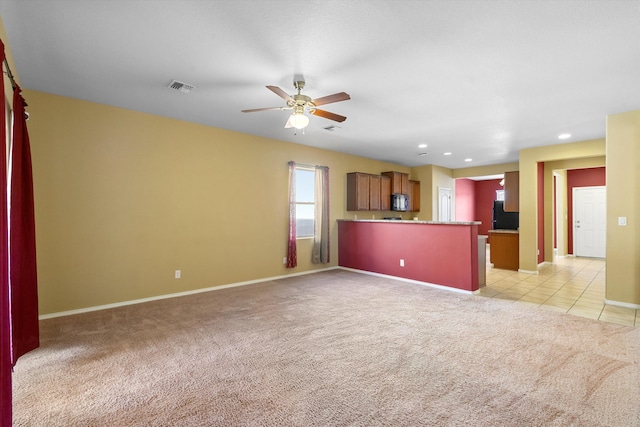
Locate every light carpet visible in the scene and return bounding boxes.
[12,270,640,426]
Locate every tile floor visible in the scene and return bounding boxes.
[478,247,638,327]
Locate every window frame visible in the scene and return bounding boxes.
[294,166,316,239]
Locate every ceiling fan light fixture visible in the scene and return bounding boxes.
[289,112,309,129]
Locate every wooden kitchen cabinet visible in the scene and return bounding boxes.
[504,171,519,212]
[380,175,391,211]
[408,180,420,212]
[347,172,386,211]
[369,174,381,211]
[489,230,519,270]
[347,172,370,211]
[382,171,409,194]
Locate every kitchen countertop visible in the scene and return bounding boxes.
[338,219,481,225]
[488,229,519,234]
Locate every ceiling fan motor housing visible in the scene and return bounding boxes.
[289,93,315,110]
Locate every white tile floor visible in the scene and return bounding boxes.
[478,247,638,327]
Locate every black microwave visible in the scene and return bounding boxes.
[391,193,408,211]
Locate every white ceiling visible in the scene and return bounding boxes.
[1,1,638,169]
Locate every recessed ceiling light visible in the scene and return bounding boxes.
[444,152,452,156]
[464,158,472,162]
[558,133,571,139]
[418,144,427,148]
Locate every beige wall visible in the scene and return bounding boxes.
[432,165,455,220]
[409,164,456,221]
[26,90,407,314]
[606,110,640,305]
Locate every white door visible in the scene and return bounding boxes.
[573,186,606,258]
[438,187,452,222]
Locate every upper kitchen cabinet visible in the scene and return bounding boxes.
[382,171,409,194]
[380,175,391,211]
[369,174,381,211]
[408,180,420,212]
[347,172,385,211]
[504,171,519,212]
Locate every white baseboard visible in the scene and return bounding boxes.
[604,299,640,310]
[518,269,538,275]
[39,266,339,320]
[337,267,476,295]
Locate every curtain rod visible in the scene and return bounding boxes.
[2,58,18,89]
[293,162,327,170]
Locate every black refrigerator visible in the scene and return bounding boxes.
[493,200,519,230]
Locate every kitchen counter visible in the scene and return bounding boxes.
[338,219,482,292]
[340,219,481,225]
[489,230,519,270]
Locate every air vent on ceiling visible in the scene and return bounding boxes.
[168,79,195,93]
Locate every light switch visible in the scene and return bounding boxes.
[618,217,627,226]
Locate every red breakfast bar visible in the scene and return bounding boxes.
[337,219,483,292]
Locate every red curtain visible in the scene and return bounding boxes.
[0,40,13,427]
[286,161,297,268]
[10,85,39,364]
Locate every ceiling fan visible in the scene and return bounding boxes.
[241,80,350,129]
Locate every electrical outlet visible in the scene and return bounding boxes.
[175,270,181,279]
[618,217,627,226]
[400,259,405,267]
[283,257,287,264]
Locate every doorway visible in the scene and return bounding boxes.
[573,186,606,258]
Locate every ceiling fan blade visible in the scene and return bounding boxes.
[267,85,294,103]
[241,107,289,113]
[312,92,350,107]
[310,109,347,122]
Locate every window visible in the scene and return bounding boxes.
[295,167,315,238]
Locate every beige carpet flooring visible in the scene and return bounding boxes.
[12,270,640,426]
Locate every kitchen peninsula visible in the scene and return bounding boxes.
[488,229,519,271]
[338,219,483,292]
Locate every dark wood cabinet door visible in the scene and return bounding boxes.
[489,232,519,270]
[369,175,381,210]
[380,176,391,211]
[347,172,370,211]
[409,180,420,212]
[401,173,409,194]
[504,171,519,212]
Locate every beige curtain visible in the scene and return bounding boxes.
[312,166,330,264]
